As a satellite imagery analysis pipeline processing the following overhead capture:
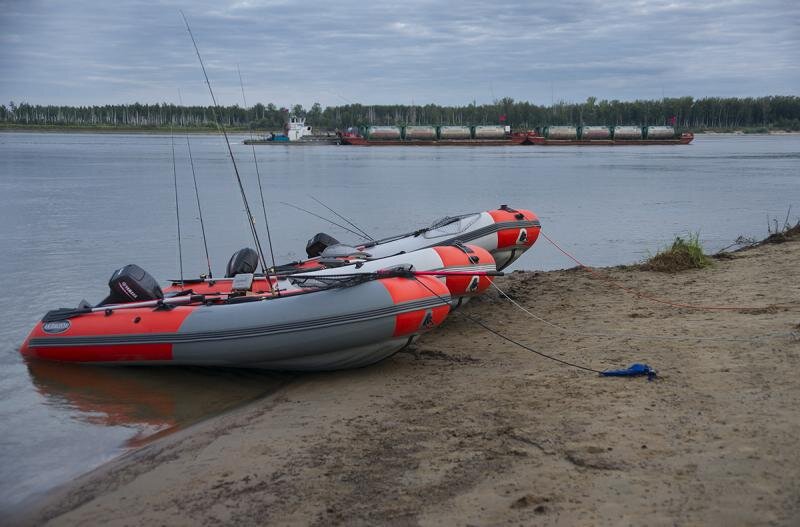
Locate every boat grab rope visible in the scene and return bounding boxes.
[541,231,799,312]
[287,273,377,289]
[490,281,798,343]
[410,276,605,375]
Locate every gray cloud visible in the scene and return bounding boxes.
[0,0,797,107]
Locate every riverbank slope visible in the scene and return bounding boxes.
[25,233,800,526]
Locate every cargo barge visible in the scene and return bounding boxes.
[339,135,529,146]
[339,125,529,146]
[527,125,694,145]
[339,124,693,146]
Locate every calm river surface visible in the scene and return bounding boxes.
[0,132,798,512]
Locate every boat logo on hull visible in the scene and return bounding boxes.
[42,320,71,334]
[421,310,435,330]
[467,276,480,293]
[517,228,528,244]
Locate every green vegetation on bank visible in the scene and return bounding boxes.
[2,95,799,132]
[0,123,250,133]
[643,233,713,273]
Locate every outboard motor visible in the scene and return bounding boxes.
[98,264,163,306]
[306,233,340,258]
[225,247,260,278]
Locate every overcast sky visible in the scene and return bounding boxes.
[1,0,797,108]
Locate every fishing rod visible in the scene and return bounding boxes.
[170,124,184,288]
[180,10,269,276]
[285,270,503,279]
[237,64,277,294]
[44,268,502,322]
[309,195,373,241]
[280,201,371,240]
[178,88,213,279]
[357,214,470,249]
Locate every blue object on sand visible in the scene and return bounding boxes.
[600,363,657,381]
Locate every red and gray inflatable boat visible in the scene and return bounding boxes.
[287,204,540,274]
[20,244,496,371]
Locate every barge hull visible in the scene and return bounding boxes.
[528,132,694,145]
[339,132,693,146]
[340,133,528,146]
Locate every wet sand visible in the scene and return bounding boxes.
[23,234,800,526]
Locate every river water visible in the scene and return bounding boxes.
[0,132,797,512]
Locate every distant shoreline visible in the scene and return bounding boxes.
[0,125,241,135]
[2,125,799,136]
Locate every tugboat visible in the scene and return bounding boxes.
[244,115,339,145]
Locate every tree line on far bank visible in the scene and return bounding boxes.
[2,95,798,132]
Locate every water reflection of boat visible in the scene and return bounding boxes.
[26,361,285,447]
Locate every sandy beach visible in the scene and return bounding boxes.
[22,232,800,526]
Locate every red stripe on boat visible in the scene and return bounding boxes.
[24,343,173,363]
[21,305,194,362]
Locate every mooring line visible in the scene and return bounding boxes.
[489,281,797,343]
[411,277,604,375]
[540,231,798,312]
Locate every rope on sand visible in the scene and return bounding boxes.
[490,282,798,343]
[540,231,799,312]
[412,277,608,376]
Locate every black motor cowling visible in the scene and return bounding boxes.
[99,264,163,306]
[225,247,260,277]
[306,233,340,258]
